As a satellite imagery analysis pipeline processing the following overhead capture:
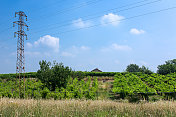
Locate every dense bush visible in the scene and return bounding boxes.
[37,60,72,91]
[71,71,86,80]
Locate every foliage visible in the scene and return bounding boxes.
[112,73,156,97]
[0,77,98,100]
[84,72,118,77]
[126,64,153,74]
[139,66,153,74]
[138,73,176,92]
[0,72,120,80]
[2,72,176,100]
[0,72,37,79]
[157,59,176,75]
[37,60,72,91]
[126,64,141,72]
[71,71,85,80]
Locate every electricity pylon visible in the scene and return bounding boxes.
[13,11,29,97]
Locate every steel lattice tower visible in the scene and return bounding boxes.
[13,11,29,93]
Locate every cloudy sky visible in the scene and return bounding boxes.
[0,0,176,73]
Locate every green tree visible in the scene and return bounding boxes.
[126,64,140,72]
[126,64,153,74]
[139,66,153,74]
[157,59,176,75]
[36,60,52,89]
[37,60,72,91]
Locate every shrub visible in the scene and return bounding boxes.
[37,60,72,91]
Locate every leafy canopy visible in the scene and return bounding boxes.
[126,64,153,74]
[157,59,176,75]
[126,64,140,72]
[37,60,72,91]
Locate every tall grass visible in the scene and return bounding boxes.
[0,98,176,117]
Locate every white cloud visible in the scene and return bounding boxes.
[101,13,124,26]
[72,45,90,52]
[34,35,59,52]
[80,46,90,51]
[61,45,90,57]
[26,43,33,48]
[61,52,75,57]
[130,28,145,35]
[101,43,132,52]
[111,43,132,51]
[72,18,91,28]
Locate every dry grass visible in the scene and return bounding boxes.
[0,98,176,117]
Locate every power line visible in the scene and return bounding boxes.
[0,0,174,44]
[75,0,152,19]
[30,0,162,34]
[47,6,176,36]
[0,0,151,37]
[0,0,100,26]
[0,1,65,26]
[32,0,66,12]
[28,0,104,21]
[53,0,103,15]
[31,0,153,31]
[0,0,155,32]
[0,0,171,45]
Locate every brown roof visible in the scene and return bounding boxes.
[91,68,102,72]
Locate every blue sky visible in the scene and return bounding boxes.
[0,0,176,73]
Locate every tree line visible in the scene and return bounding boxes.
[126,59,176,75]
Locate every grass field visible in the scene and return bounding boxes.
[0,98,176,117]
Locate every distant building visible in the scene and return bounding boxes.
[91,68,102,72]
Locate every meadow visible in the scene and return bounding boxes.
[0,98,176,117]
[2,69,176,116]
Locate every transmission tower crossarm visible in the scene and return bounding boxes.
[13,11,29,98]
